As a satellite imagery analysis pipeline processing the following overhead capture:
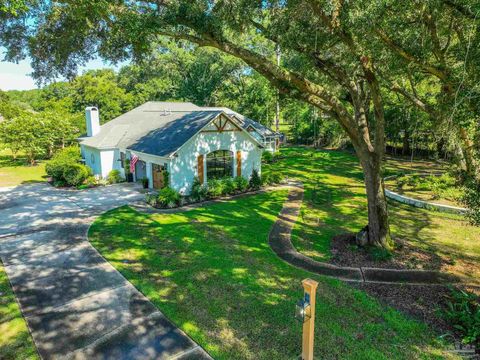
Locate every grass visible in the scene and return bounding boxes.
[90,191,456,359]
[0,148,46,187]
[263,147,480,283]
[0,263,38,359]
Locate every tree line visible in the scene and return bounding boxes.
[1,0,479,247]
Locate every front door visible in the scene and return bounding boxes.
[152,164,166,189]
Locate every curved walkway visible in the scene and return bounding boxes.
[268,181,472,286]
[0,183,212,360]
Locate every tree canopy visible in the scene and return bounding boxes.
[1,0,479,246]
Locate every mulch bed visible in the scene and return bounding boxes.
[330,233,446,271]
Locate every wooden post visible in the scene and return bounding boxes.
[198,154,204,184]
[236,150,242,177]
[302,278,318,360]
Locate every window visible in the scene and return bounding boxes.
[206,150,233,180]
[120,152,125,167]
[90,153,95,164]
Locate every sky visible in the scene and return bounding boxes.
[0,55,125,91]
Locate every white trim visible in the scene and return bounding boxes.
[170,112,265,158]
[128,149,170,163]
[81,144,118,151]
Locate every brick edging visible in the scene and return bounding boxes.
[268,182,477,286]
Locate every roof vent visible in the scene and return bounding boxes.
[160,109,172,116]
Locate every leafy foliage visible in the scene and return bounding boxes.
[443,288,480,346]
[233,176,249,192]
[261,171,284,186]
[207,179,224,198]
[107,169,123,184]
[190,176,208,201]
[45,146,80,179]
[249,169,262,190]
[46,146,91,187]
[395,173,463,201]
[62,163,91,187]
[462,179,480,226]
[156,187,181,208]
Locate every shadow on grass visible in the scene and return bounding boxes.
[89,190,454,360]
[264,147,476,276]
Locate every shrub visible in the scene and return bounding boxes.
[221,177,236,195]
[157,187,181,208]
[207,179,223,198]
[249,169,262,190]
[270,172,284,184]
[46,146,81,182]
[84,176,98,188]
[146,193,158,207]
[234,176,249,192]
[107,169,123,184]
[261,173,273,186]
[191,176,208,201]
[163,170,170,188]
[141,177,149,188]
[462,179,480,226]
[63,163,91,187]
[443,288,480,345]
[262,172,283,186]
[262,151,273,163]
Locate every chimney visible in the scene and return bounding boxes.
[85,107,100,137]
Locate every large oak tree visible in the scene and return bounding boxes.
[7,0,470,247]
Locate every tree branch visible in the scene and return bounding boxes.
[442,0,478,20]
[374,28,447,81]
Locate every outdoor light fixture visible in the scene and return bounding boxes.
[297,279,318,360]
[295,293,311,323]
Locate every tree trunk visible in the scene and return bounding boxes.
[28,154,36,166]
[458,127,478,178]
[359,153,392,248]
[402,130,410,155]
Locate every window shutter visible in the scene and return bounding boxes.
[236,151,242,177]
[198,154,204,184]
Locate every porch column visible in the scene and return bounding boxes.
[146,161,153,189]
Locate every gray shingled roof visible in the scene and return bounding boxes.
[80,101,269,157]
[80,102,221,157]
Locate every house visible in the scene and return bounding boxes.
[79,102,280,194]
[202,107,281,152]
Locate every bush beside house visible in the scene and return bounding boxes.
[46,147,92,187]
[147,171,284,209]
[107,169,123,184]
[47,147,126,189]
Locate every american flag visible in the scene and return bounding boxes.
[130,154,139,173]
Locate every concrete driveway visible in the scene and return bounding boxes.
[0,183,211,360]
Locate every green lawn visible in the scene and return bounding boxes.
[90,191,455,359]
[263,147,480,284]
[0,263,38,359]
[0,148,46,187]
